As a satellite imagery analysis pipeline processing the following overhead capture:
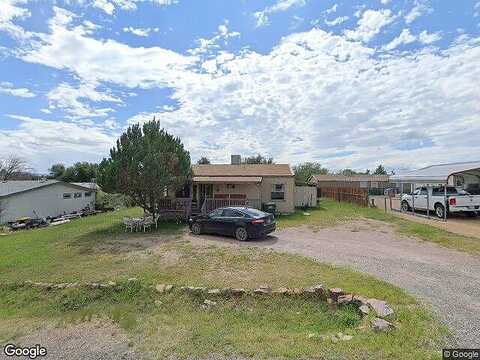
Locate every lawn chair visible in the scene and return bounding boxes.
[123,217,135,232]
[142,216,155,232]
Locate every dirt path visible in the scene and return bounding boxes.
[0,321,139,360]
[187,220,480,347]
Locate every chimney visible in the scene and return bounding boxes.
[231,155,241,165]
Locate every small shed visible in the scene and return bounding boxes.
[294,182,317,208]
[390,161,480,220]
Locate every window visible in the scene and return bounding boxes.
[74,192,82,198]
[222,209,243,217]
[227,184,235,189]
[419,187,428,196]
[63,193,72,199]
[208,208,223,218]
[85,192,92,197]
[271,184,285,200]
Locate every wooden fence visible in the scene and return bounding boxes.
[319,187,369,207]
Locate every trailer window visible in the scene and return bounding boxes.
[63,193,72,199]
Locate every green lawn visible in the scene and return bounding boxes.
[0,206,449,359]
[277,199,480,255]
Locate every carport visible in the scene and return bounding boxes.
[390,161,480,221]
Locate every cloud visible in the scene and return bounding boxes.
[47,82,121,119]
[325,16,349,27]
[383,29,416,50]
[91,0,178,15]
[189,20,240,59]
[21,7,196,88]
[123,26,159,37]
[254,0,306,28]
[0,0,31,39]
[1,115,116,171]
[418,30,441,44]
[325,4,337,14]
[0,81,35,98]
[344,9,395,42]
[405,0,432,24]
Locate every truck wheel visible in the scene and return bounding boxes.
[466,212,477,218]
[435,204,445,219]
[401,201,411,212]
[235,227,248,241]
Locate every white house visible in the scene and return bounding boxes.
[0,180,97,224]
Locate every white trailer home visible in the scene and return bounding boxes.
[0,180,97,224]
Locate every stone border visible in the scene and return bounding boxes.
[14,280,395,332]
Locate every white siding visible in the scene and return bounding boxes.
[0,183,95,224]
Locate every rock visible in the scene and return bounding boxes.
[107,281,116,287]
[353,295,368,306]
[155,284,167,294]
[304,287,317,295]
[204,299,217,306]
[367,299,394,318]
[359,304,370,315]
[127,278,138,282]
[165,285,173,292]
[312,284,325,294]
[154,300,163,307]
[371,317,394,332]
[272,287,289,295]
[337,333,353,341]
[328,288,345,301]
[337,294,354,305]
[230,288,246,296]
[253,287,271,295]
[207,289,221,295]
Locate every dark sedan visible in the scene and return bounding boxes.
[188,207,276,241]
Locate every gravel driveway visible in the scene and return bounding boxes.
[188,219,480,347]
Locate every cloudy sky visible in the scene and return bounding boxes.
[0,0,479,173]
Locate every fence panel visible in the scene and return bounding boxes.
[320,187,369,207]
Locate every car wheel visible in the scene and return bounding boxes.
[466,212,477,218]
[235,227,248,241]
[401,200,410,212]
[435,204,445,219]
[191,223,202,235]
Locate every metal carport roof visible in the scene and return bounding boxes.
[391,161,480,184]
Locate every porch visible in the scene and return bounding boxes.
[192,176,263,214]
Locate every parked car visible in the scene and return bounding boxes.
[188,207,276,241]
[401,186,480,218]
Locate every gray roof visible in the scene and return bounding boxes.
[0,180,96,198]
[391,161,480,183]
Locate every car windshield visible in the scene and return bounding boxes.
[241,208,267,218]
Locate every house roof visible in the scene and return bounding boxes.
[0,180,97,198]
[312,174,390,183]
[72,182,101,191]
[390,161,480,184]
[192,164,294,177]
[193,176,262,183]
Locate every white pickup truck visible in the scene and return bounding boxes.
[401,186,480,218]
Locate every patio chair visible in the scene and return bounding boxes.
[142,217,155,232]
[123,217,135,232]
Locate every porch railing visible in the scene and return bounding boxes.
[204,198,261,212]
[156,198,192,219]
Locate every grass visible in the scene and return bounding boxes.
[277,199,480,255]
[0,206,451,358]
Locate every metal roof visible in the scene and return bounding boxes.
[312,174,390,183]
[0,180,97,198]
[391,161,480,184]
[193,176,262,183]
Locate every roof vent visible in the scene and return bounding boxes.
[231,155,241,165]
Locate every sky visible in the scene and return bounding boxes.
[0,0,479,174]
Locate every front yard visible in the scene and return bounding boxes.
[0,203,450,359]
